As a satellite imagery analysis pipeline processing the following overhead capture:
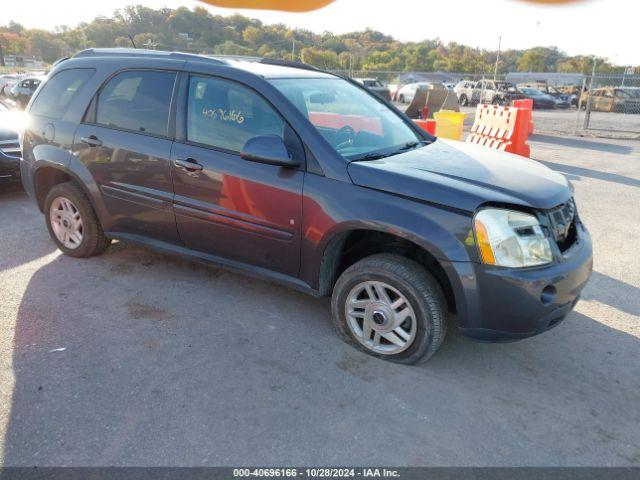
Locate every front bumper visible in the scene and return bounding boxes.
[453,224,593,342]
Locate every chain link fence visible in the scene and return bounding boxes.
[575,73,640,135]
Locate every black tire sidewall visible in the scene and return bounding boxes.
[332,264,440,364]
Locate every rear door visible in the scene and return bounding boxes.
[170,73,304,277]
[73,69,180,244]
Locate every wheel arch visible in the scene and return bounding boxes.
[32,163,104,226]
[317,227,459,315]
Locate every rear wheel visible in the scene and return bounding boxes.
[459,94,468,106]
[44,182,111,258]
[398,94,405,103]
[331,254,447,364]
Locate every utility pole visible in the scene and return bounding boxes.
[291,39,295,62]
[0,41,5,67]
[582,56,597,130]
[493,36,501,81]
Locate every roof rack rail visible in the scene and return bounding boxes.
[73,48,226,65]
[259,58,321,72]
[70,49,327,74]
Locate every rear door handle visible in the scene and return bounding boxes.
[174,158,203,172]
[80,135,102,147]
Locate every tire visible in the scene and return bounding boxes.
[459,94,468,106]
[331,254,447,364]
[398,94,405,103]
[44,182,111,258]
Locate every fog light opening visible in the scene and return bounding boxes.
[541,285,557,305]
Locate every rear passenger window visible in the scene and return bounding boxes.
[30,69,94,119]
[187,75,284,152]
[96,70,176,137]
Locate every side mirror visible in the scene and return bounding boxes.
[240,135,299,168]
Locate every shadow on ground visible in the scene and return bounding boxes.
[530,134,635,155]
[2,241,639,466]
[535,159,640,188]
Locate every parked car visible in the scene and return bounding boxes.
[518,83,571,109]
[518,87,557,109]
[453,80,478,106]
[8,75,46,107]
[580,87,640,113]
[562,85,585,107]
[396,82,430,103]
[0,75,20,98]
[21,49,592,364]
[0,101,22,184]
[353,78,391,101]
[455,80,524,106]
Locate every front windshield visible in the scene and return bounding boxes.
[270,77,423,161]
[521,88,542,95]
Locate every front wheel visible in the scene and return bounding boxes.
[331,254,447,364]
[44,182,111,258]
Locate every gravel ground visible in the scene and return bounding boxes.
[0,134,639,467]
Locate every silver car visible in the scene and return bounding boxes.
[9,75,45,107]
[396,82,430,104]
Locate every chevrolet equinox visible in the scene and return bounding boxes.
[20,49,593,363]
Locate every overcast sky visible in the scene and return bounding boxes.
[4,0,638,65]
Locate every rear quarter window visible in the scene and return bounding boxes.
[30,69,95,119]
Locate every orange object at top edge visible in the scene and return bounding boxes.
[198,0,585,11]
[198,0,336,11]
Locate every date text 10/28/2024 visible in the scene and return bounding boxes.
[233,468,400,478]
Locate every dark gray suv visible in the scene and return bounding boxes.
[20,49,592,363]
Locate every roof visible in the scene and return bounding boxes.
[72,48,334,79]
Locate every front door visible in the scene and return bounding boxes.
[74,69,180,244]
[171,74,304,277]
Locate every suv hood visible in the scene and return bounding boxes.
[347,138,571,212]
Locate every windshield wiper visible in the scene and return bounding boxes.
[398,140,430,151]
[351,140,430,162]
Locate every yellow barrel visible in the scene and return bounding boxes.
[433,111,468,141]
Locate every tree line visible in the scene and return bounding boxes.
[0,5,632,74]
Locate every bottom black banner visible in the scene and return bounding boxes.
[1,467,639,480]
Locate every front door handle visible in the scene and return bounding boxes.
[80,135,102,147]
[174,158,203,172]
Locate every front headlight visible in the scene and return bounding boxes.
[474,208,553,268]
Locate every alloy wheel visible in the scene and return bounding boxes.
[49,196,84,250]
[345,281,417,355]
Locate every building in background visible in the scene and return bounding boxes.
[2,55,45,69]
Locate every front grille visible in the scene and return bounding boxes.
[0,139,21,159]
[546,199,577,252]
